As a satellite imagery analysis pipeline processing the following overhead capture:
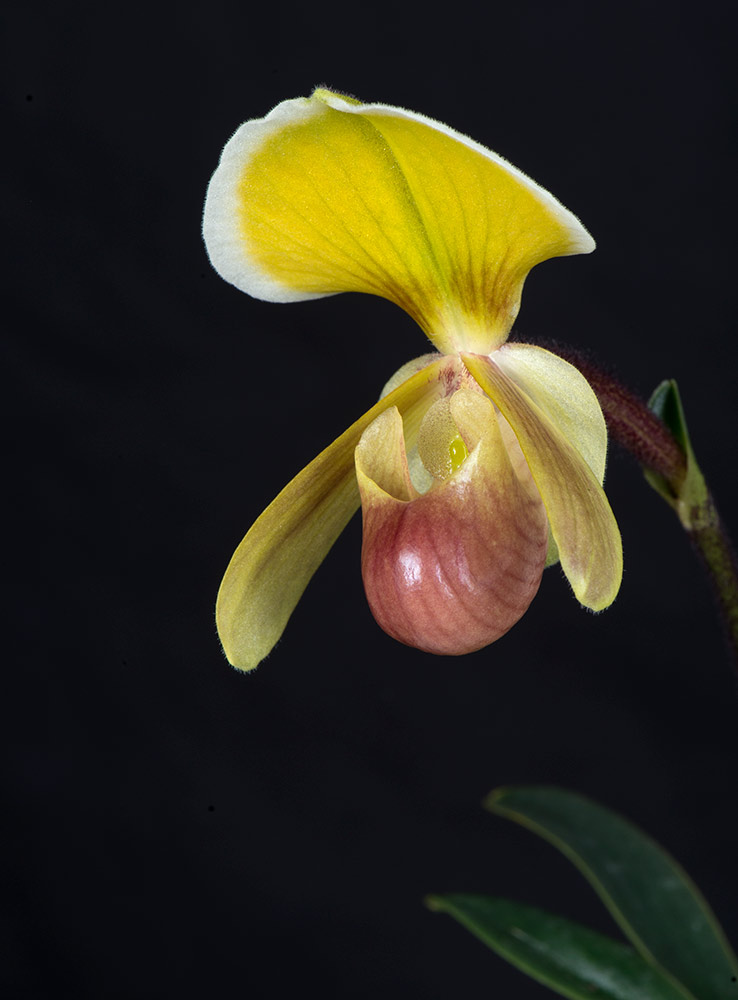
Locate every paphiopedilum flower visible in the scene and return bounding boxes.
[203,87,622,670]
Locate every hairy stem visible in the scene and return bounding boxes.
[687,494,738,670]
[555,343,738,679]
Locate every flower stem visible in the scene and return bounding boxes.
[686,494,738,667]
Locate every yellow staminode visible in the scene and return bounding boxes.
[448,435,468,473]
[203,88,595,355]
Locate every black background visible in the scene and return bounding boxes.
[5,1,738,997]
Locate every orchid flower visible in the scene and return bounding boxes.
[203,88,622,671]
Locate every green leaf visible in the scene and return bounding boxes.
[485,787,738,1000]
[648,379,691,456]
[427,894,694,1000]
[644,380,708,527]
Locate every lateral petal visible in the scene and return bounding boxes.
[494,343,608,483]
[461,353,622,611]
[203,88,594,354]
[495,342,609,570]
[216,357,447,671]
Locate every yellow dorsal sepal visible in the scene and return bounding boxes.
[203,89,595,354]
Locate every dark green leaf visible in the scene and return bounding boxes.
[486,787,738,1000]
[427,894,693,1000]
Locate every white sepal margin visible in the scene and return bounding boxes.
[202,97,333,302]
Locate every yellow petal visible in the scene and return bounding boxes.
[203,88,594,354]
[355,392,549,655]
[494,342,609,570]
[461,353,622,611]
[495,343,608,483]
[216,357,448,671]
